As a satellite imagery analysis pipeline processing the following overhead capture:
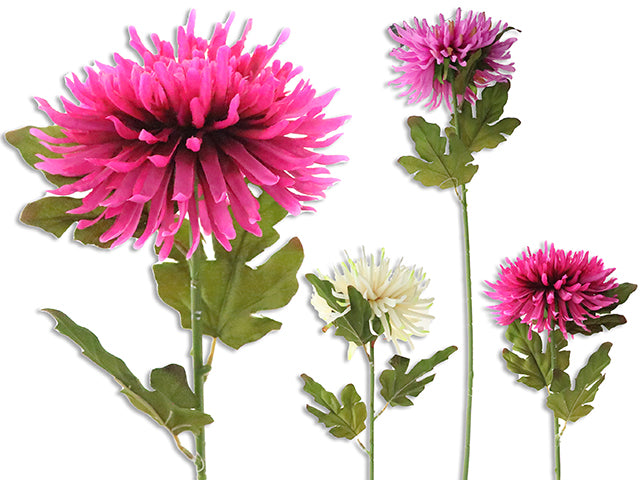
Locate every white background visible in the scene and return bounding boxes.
[1,1,638,479]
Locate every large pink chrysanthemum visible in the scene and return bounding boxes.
[486,244,619,337]
[389,8,516,110]
[33,11,348,259]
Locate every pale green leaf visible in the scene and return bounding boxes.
[455,82,520,152]
[154,194,304,349]
[43,309,212,435]
[399,116,477,189]
[5,125,75,187]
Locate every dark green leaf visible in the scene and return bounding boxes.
[380,346,457,407]
[153,194,304,349]
[305,273,345,312]
[550,369,571,393]
[43,309,212,435]
[301,374,366,440]
[547,342,612,422]
[455,82,520,153]
[399,116,477,189]
[566,282,636,335]
[452,50,483,96]
[600,283,637,313]
[5,125,77,187]
[333,287,376,346]
[149,364,198,409]
[566,314,627,336]
[452,27,518,96]
[502,322,569,390]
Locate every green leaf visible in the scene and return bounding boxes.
[452,50,483,96]
[566,314,628,336]
[333,286,376,346]
[43,309,213,435]
[19,196,148,249]
[502,322,569,391]
[452,27,518,96]
[301,374,366,440]
[20,197,86,238]
[5,125,77,187]
[153,194,304,349]
[566,282,636,336]
[600,283,637,313]
[149,364,198,409]
[547,342,612,422]
[305,273,345,312]
[399,116,477,189]
[454,82,520,153]
[380,346,457,407]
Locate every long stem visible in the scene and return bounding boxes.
[549,331,561,480]
[368,340,376,480]
[451,91,474,480]
[188,244,207,480]
[460,185,474,480]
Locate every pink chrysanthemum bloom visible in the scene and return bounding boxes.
[33,11,348,259]
[389,8,516,110]
[486,244,619,338]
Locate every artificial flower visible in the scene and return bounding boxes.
[389,8,516,110]
[33,11,348,259]
[311,250,434,351]
[486,243,618,337]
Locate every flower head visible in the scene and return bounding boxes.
[389,8,516,110]
[486,243,619,337]
[33,11,348,259]
[311,250,434,352]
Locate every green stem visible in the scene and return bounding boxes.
[368,340,375,480]
[549,331,561,480]
[452,91,473,480]
[188,244,207,480]
[460,186,473,480]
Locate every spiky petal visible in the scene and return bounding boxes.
[311,250,434,352]
[389,8,516,110]
[34,11,348,259]
[486,243,618,337]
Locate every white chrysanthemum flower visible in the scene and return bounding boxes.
[311,250,434,352]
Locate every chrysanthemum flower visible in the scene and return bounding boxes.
[33,11,348,259]
[486,243,619,337]
[311,251,434,352]
[389,8,516,110]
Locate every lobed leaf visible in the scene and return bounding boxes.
[301,374,366,440]
[379,346,457,407]
[547,342,612,422]
[399,116,477,189]
[454,82,520,153]
[153,194,304,349]
[43,309,212,435]
[502,322,569,391]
